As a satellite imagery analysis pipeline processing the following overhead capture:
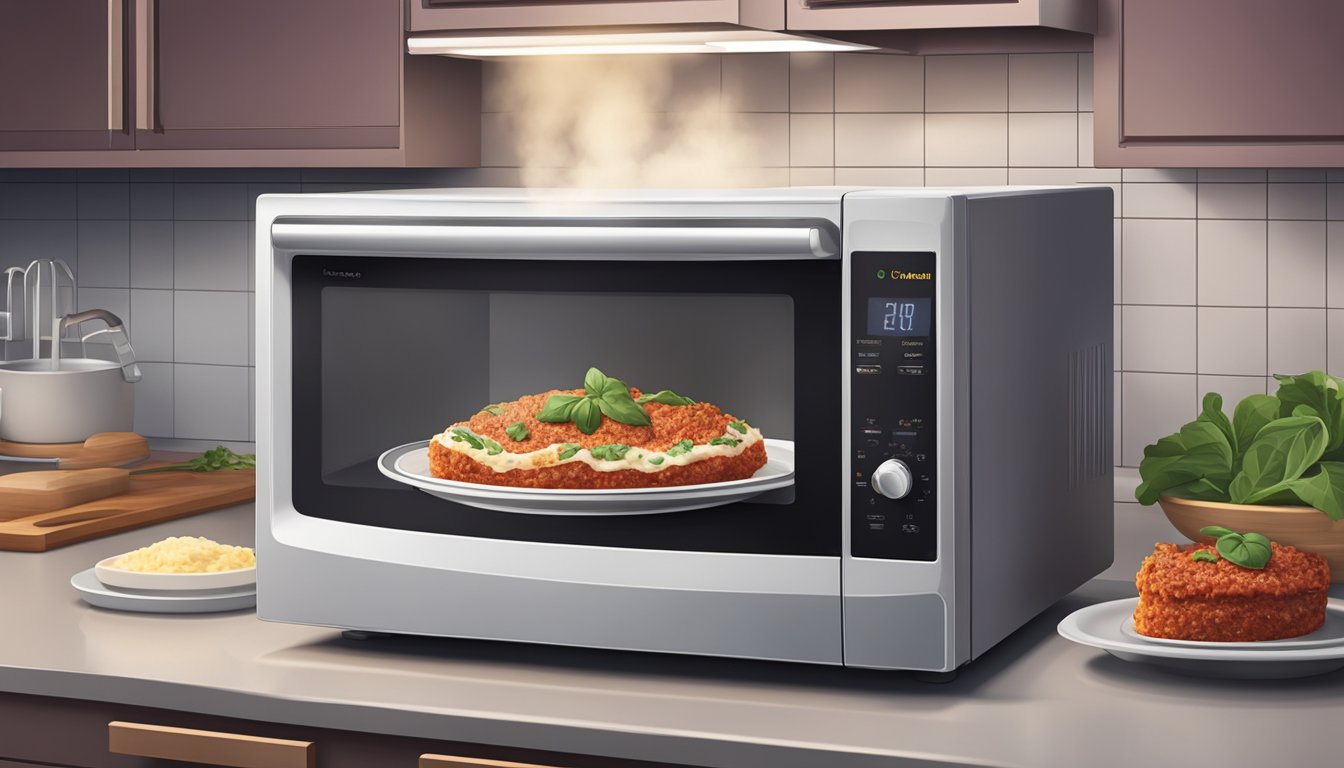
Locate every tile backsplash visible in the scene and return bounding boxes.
[1,51,1340,463]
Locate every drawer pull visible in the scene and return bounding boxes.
[109,721,314,768]
[420,755,561,768]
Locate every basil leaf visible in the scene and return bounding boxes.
[709,436,741,447]
[480,436,504,456]
[479,404,505,417]
[1229,415,1328,504]
[728,420,748,434]
[1286,461,1344,521]
[1274,371,1344,453]
[583,367,609,398]
[450,427,484,450]
[1191,551,1219,563]
[666,439,694,457]
[558,444,580,460]
[596,393,651,427]
[537,394,583,423]
[505,422,529,442]
[598,376,631,401]
[591,444,631,461]
[1232,394,1280,469]
[1135,421,1234,505]
[637,390,696,406]
[648,456,665,465]
[1197,392,1236,455]
[1216,531,1272,569]
[1165,478,1230,502]
[571,398,602,434]
[1199,525,1235,539]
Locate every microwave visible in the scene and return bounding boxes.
[255,187,1113,674]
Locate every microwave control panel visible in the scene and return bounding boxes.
[850,251,937,561]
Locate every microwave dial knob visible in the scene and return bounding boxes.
[871,459,913,500]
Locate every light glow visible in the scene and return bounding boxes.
[408,30,874,58]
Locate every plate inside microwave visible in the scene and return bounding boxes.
[377,439,795,515]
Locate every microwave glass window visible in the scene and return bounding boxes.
[866,297,930,337]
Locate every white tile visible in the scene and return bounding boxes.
[1077,53,1093,112]
[1197,169,1266,183]
[1113,370,1122,465]
[174,221,248,291]
[734,112,789,167]
[0,220,76,271]
[1121,182,1196,219]
[1114,223,1122,302]
[174,184,248,220]
[129,289,173,363]
[834,53,922,112]
[1102,503,1182,574]
[1267,308,1327,376]
[1122,169,1196,183]
[790,114,833,167]
[659,56,721,112]
[924,113,1005,167]
[1114,305,1122,370]
[789,167,834,186]
[248,293,255,368]
[1269,169,1327,182]
[0,183,75,219]
[1268,221,1327,307]
[1328,221,1344,308]
[722,54,789,112]
[832,168,924,186]
[1075,168,1123,183]
[1122,305,1196,373]
[173,290,249,366]
[1328,170,1344,182]
[924,168,1007,186]
[925,55,1007,112]
[1077,112,1093,168]
[789,52,833,113]
[1198,307,1267,376]
[1328,184,1344,220]
[249,365,256,442]
[1008,53,1077,111]
[76,220,130,288]
[1008,113,1077,167]
[133,362,173,438]
[130,221,173,289]
[1196,375,1267,416]
[76,288,130,339]
[835,113,923,167]
[1196,183,1266,219]
[77,183,129,220]
[1197,220,1266,306]
[174,364,249,441]
[1006,168,1081,185]
[1121,219,1196,305]
[1329,309,1344,374]
[1268,183,1327,220]
[1121,372,1197,466]
[129,183,173,220]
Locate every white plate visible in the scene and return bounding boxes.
[71,568,255,614]
[1058,597,1344,679]
[94,556,256,591]
[378,438,795,515]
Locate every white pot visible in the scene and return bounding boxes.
[0,358,134,444]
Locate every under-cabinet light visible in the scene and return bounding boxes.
[407,31,873,58]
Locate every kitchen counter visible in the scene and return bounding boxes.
[0,505,1339,768]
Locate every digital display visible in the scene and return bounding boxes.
[867,298,931,337]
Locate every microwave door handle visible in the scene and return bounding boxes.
[269,223,839,260]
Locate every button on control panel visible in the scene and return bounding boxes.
[850,251,937,561]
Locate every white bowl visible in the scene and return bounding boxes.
[94,555,256,591]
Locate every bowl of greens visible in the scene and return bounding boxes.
[1135,371,1344,582]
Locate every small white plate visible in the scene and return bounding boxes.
[72,568,255,614]
[94,556,255,591]
[1058,597,1344,679]
[378,438,796,515]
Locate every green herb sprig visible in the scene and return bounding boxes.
[130,446,255,475]
[505,422,529,442]
[1196,525,1273,569]
[558,444,580,460]
[666,439,694,457]
[537,368,652,435]
[1191,550,1219,563]
[449,427,503,455]
[637,390,696,406]
[590,444,631,461]
[709,436,741,447]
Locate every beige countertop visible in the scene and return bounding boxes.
[0,504,1339,768]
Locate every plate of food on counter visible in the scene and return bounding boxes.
[72,536,256,613]
[379,367,795,515]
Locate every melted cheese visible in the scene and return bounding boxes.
[433,424,763,474]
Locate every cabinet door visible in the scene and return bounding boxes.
[1095,0,1344,166]
[137,0,401,150]
[0,0,131,151]
[786,0,1094,34]
[408,0,762,32]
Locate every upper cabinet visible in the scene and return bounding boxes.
[409,0,782,31]
[0,0,480,167]
[1095,0,1344,167]
[786,0,1095,37]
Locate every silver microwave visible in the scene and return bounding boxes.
[255,187,1113,674]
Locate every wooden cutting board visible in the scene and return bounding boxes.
[0,464,255,552]
[0,432,150,469]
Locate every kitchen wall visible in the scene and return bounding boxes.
[1,51,1341,469]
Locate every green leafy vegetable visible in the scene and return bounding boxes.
[1228,415,1327,504]
[666,439,694,457]
[1285,462,1344,521]
[480,436,504,456]
[479,403,505,417]
[130,446,255,475]
[558,444,580,460]
[1274,371,1344,456]
[1191,550,1219,563]
[1134,421,1234,505]
[448,427,484,450]
[1197,525,1273,569]
[1199,525,1236,538]
[1232,394,1280,468]
[728,420,748,434]
[636,390,696,406]
[648,456,665,465]
[1197,392,1236,454]
[536,368,651,435]
[504,422,529,442]
[709,436,741,447]
[590,444,631,461]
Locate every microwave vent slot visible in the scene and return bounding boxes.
[1068,343,1111,489]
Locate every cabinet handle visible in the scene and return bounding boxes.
[107,0,124,130]
[109,721,314,768]
[133,0,156,131]
[420,756,563,768]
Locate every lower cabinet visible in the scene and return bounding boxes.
[0,692,691,768]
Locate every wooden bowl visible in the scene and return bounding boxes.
[1158,496,1344,583]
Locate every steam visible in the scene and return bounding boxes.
[488,56,770,188]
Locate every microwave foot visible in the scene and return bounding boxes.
[913,669,958,684]
[342,630,392,641]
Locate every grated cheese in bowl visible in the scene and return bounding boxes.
[110,536,255,574]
